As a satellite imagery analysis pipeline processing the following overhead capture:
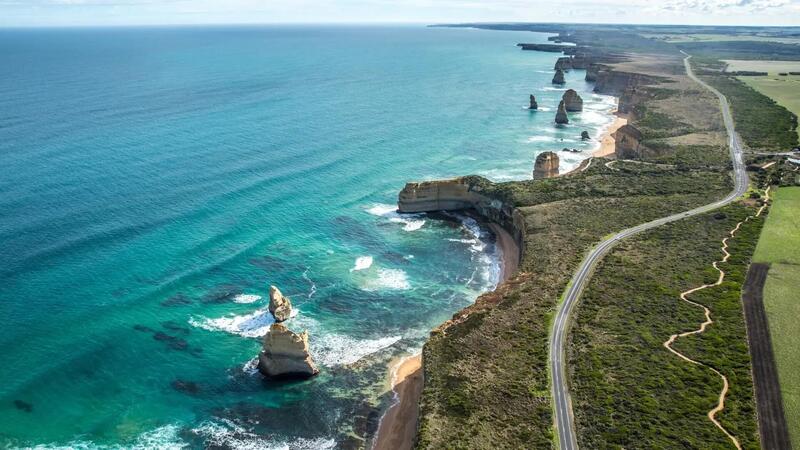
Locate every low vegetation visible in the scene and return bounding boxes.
[739,75,800,140]
[569,202,763,449]
[753,186,800,446]
[696,69,799,152]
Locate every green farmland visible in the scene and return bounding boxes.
[753,186,800,447]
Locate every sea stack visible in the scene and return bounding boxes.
[555,100,569,124]
[562,89,584,112]
[554,56,572,71]
[258,323,319,379]
[533,151,560,179]
[268,285,293,322]
[529,94,538,110]
[552,68,566,85]
[581,130,590,140]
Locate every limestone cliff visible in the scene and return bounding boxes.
[258,323,319,379]
[398,177,525,265]
[533,151,559,179]
[562,89,583,112]
[555,100,569,124]
[615,124,644,159]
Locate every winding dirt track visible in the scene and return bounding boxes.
[662,187,770,450]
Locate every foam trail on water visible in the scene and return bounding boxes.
[233,294,261,304]
[361,268,410,291]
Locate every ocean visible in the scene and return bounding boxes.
[0,25,615,448]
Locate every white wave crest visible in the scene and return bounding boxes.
[313,334,401,366]
[189,308,298,339]
[366,203,425,232]
[191,420,335,450]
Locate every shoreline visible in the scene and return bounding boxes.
[593,109,627,158]
[372,218,519,450]
[374,74,620,449]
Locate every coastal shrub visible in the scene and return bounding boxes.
[569,204,763,449]
[702,75,799,152]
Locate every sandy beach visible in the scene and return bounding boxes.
[372,221,519,449]
[594,111,627,157]
[372,354,423,450]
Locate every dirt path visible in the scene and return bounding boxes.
[663,187,770,450]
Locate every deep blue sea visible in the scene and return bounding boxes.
[0,25,614,448]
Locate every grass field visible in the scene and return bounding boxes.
[754,187,800,263]
[753,186,800,447]
[723,60,800,74]
[645,34,800,45]
[739,76,800,140]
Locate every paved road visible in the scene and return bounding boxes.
[549,53,750,450]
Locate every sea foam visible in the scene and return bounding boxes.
[350,255,373,271]
[366,203,425,232]
[233,294,262,304]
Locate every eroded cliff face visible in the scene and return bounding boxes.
[398,177,525,265]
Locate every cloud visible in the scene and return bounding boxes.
[659,0,792,12]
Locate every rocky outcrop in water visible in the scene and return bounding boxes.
[258,323,319,379]
[269,285,293,322]
[555,101,569,124]
[554,57,572,71]
[585,64,600,82]
[533,152,559,179]
[615,124,644,159]
[581,130,590,140]
[552,69,565,85]
[562,89,583,112]
[529,95,538,110]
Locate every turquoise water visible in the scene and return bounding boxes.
[0,25,614,448]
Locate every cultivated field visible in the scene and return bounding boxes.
[753,186,800,447]
[723,60,800,74]
[644,34,800,45]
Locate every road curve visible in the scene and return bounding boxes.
[549,53,749,450]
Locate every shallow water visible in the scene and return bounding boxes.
[0,25,614,448]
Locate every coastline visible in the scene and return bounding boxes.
[372,218,519,450]
[593,110,627,158]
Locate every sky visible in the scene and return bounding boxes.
[0,0,799,27]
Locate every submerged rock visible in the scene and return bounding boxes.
[258,323,319,379]
[581,130,590,140]
[533,151,560,179]
[529,94,538,110]
[555,100,569,124]
[552,68,566,85]
[562,89,583,112]
[268,285,293,322]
